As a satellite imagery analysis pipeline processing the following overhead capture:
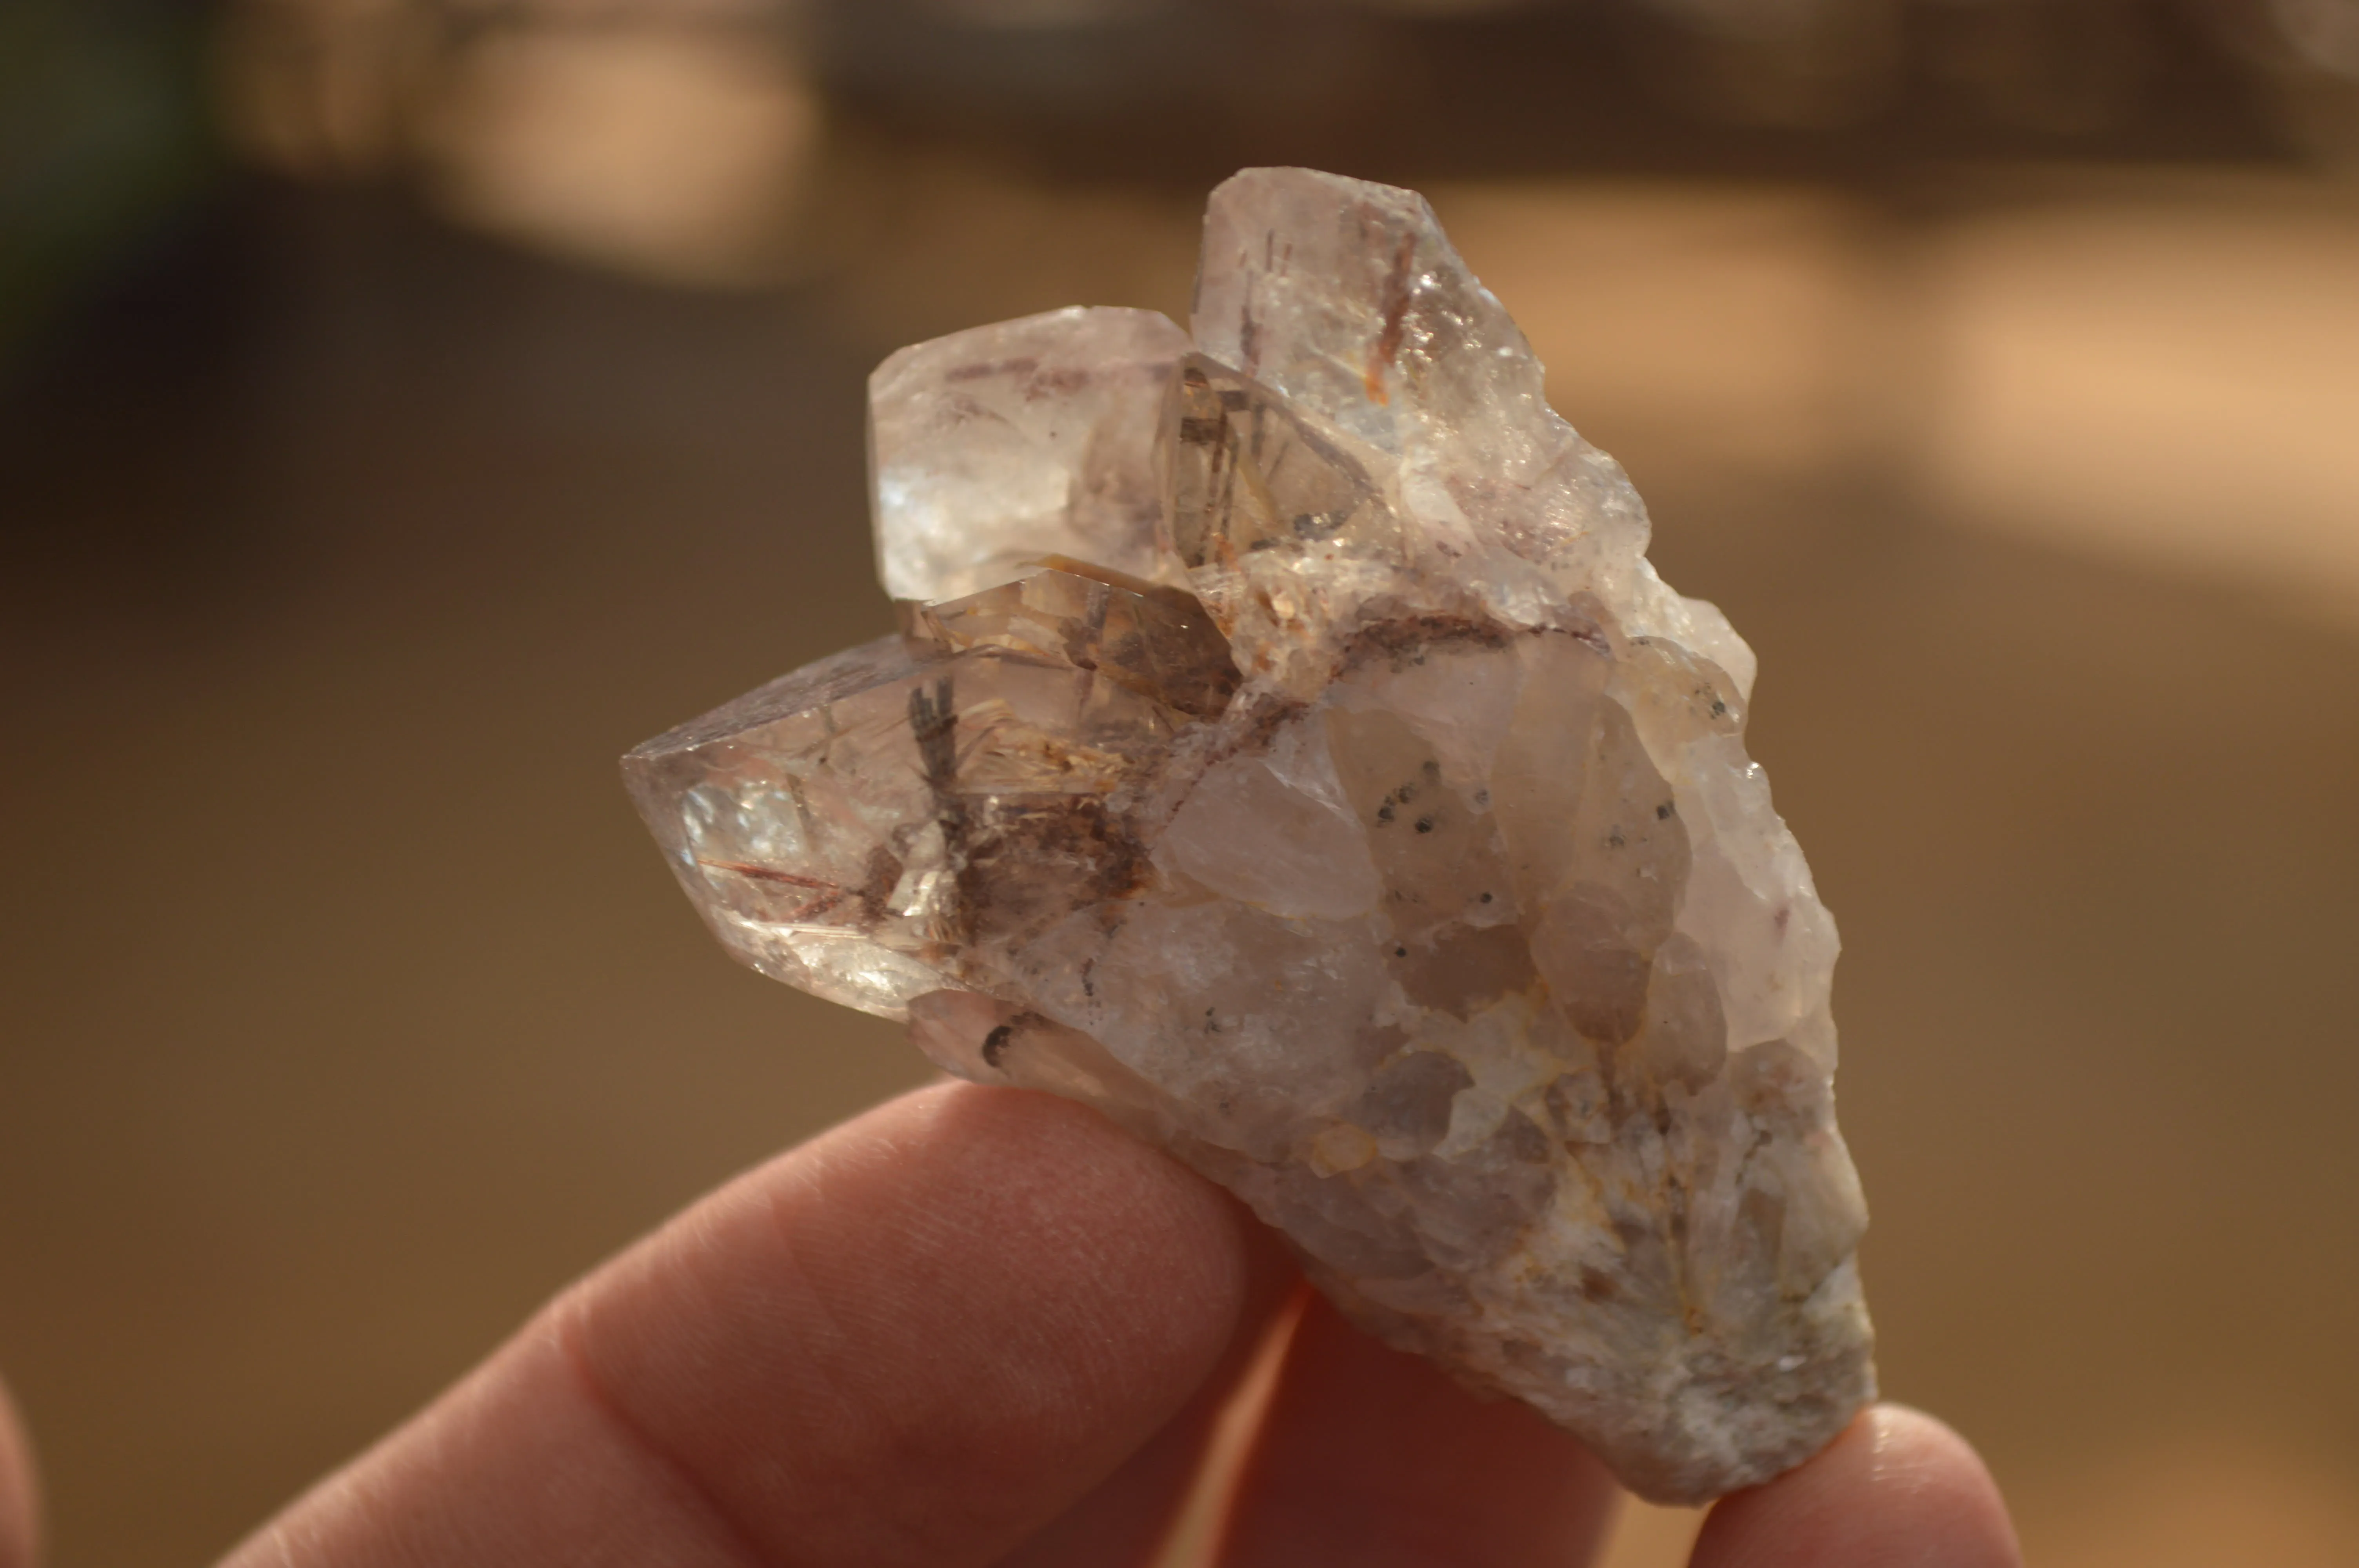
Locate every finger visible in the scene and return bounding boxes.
[1216,1292,1619,1568]
[996,1267,1301,1568]
[225,1082,1264,1568]
[0,1373,36,1568]
[1689,1403,2021,1568]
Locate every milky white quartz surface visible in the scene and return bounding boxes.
[626,167,1874,1503]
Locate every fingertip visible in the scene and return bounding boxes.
[1690,1403,2021,1568]
[835,1082,1269,1412]
[565,1080,1281,1563]
[0,1374,38,1568]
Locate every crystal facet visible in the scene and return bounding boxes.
[626,167,1875,1503]
[871,306,1190,604]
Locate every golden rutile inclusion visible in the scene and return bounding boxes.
[625,168,1874,1503]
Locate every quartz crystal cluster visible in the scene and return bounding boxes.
[625,168,1874,1503]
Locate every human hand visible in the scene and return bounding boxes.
[0,1083,2022,1567]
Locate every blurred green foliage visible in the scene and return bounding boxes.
[1,0,220,370]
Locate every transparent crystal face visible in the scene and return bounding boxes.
[627,167,1872,1504]
[871,307,1190,604]
[913,559,1240,721]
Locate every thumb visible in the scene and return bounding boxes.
[0,1373,38,1568]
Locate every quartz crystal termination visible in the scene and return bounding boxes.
[624,169,1874,1503]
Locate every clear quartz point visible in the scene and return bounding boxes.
[871,306,1191,604]
[626,167,1874,1504]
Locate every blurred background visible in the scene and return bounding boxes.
[4,1,2358,1563]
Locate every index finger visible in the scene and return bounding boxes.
[224,1082,1272,1568]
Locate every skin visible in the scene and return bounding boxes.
[0,1083,2023,1567]
[0,1373,36,1568]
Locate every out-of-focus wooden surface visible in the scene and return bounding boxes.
[5,44,2359,1564]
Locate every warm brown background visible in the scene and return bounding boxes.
[5,4,2358,1564]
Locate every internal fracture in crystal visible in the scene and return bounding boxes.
[625,167,1875,1503]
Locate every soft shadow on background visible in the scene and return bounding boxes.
[4,2,2357,1564]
